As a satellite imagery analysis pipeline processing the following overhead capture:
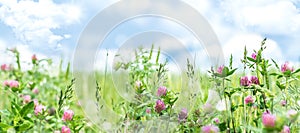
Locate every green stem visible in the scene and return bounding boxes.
[16,52,21,71]
[255,63,260,85]
[222,78,230,132]
[256,62,268,111]
[224,96,230,132]
[229,96,236,133]
[285,77,289,110]
[166,104,173,132]
[243,93,248,133]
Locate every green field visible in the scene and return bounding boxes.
[0,42,299,133]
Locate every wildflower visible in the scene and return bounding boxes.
[178,108,188,123]
[213,118,220,124]
[135,80,142,88]
[32,88,39,94]
[157,86,167,97]
[281,62,294,73]
[3,80,9,87]
[9,47,17,53]
[62,110,74,121]
[201,125,220,133]
[34,104,46,115]
[280,125,290,133]
[240,76,259,86]
[244,95,255,104]
[250,76,260,85]
[155,100,166,113]
[203,103,214,113]
[251,53,257,60]
[262,111,276,128]
[217,65,224,74]
[1,64,10,71]
[240,76,251,86]
[61,126,71,133]
[9,80,19,88]
[23,95,31,104]
[32,54,37,61]
[3,80,20,89]
[33,99,39,107]
[286,109,298,122]
[146,108,151,114]
[280,100,287,107]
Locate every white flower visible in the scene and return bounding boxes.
[216,99,229,111]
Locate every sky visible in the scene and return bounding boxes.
[0,0,300,72]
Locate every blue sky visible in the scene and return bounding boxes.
[0,0,300,71]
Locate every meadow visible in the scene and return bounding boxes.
[0,39,299,133]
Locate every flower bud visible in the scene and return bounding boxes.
[157,86,167,97]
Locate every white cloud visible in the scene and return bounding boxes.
[0,40,14,64]
[0,0,81,52]
[221,0,300,35]
[189,0,300,67]
[223,33,285,67]
[0,39,49,71]
[2,0,297,72]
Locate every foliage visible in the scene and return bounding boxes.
[1,39,300,132]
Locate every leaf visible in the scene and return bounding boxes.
[293,68,300,74]
[231,105,240,112]
[149,44,154,60]
[214,66,236,78]
[0,109,10,116]
[137,102,150,109]
[262,128,276,133]
[269,73,278,76]
[20,101,34,117]
[18,120,33,132]
[271,58,280,69]
[225,78,231,82]
[11,101,21,115]
[227,68,238,77]
[283,70,292,76]
[156,47,161,64]
[0,123,12,131]
[229,54,233,69]
[259,88,275,98]
[170,97,178,105]
[213,73,223,78]
[276,81,285,90]
[277,75,283,79]
[222,67,229,77]
[23,116,34,123]
[218,122,227,131]
[247,57,256,62]
[65,62,70,80]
